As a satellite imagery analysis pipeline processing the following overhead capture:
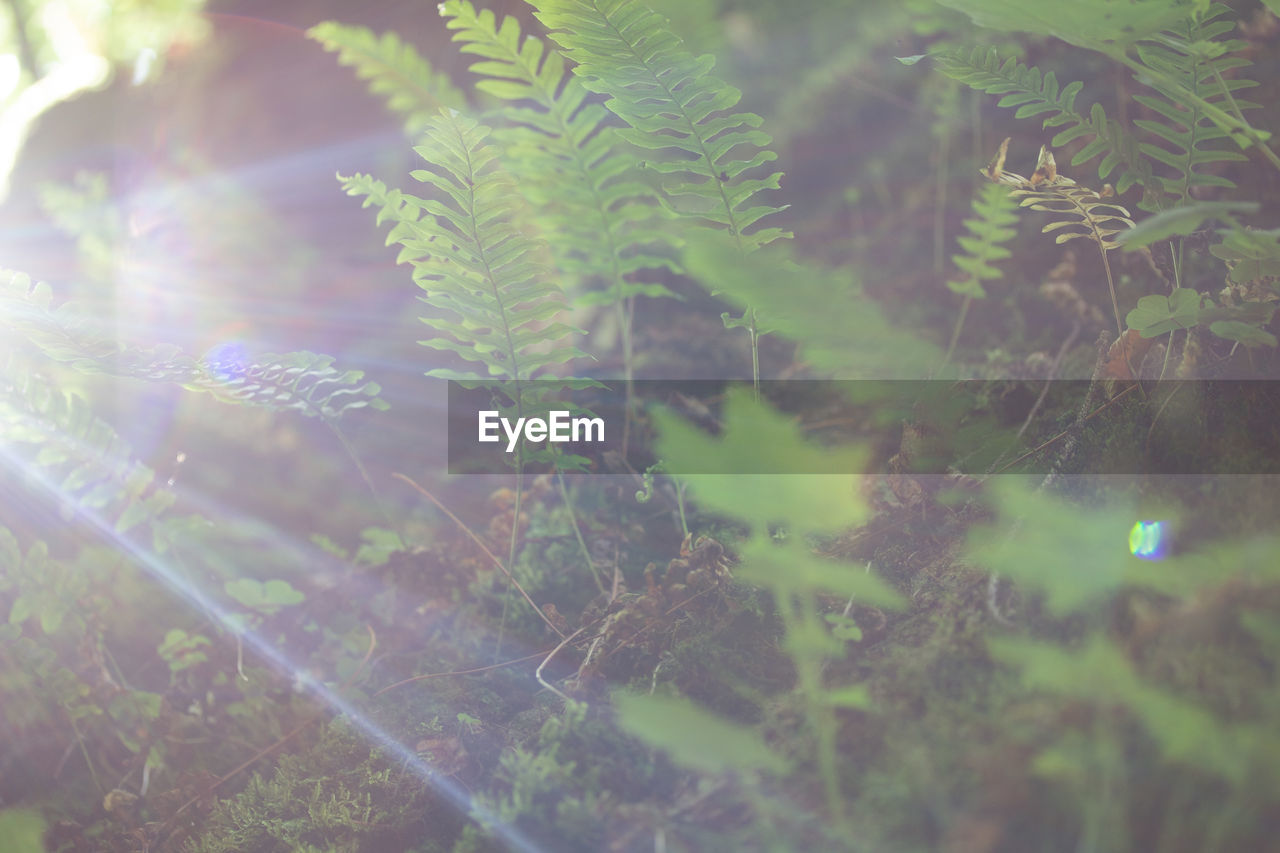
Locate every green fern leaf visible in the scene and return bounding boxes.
[936,0,1192,53]
[307,22,466,133]
[440,0,677,311]
[531,0,789,251]
[0,272,387,420]
[0,354,173,533]
[1130,5,1255,205]
[986,146,1135,251]
[681,234,942,378]
[1013,183,1135,251]
[948,182,1019,299]
[340,109,587,387]
[933,48,1153,197]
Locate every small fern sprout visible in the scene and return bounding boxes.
[940,182,1019,372]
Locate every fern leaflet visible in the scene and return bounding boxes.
[439,0,676,400]
[949,182,1020,299]
[985,139,1134,334]
[934,48,1153,199]
[307,22,466,134]
[340,109,587,394]
[0,353,174,533]
[0,272,387,420]
[531,0,788,251]
[985,140,1135,251]
[1130,4,1256,206]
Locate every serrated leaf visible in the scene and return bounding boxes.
[653,387,868,532]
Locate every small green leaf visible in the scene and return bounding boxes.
[1125,289,1200,338]
[40,604,67,635]
[225,578,305,615]
[355,527,404,566]
[613,692,789,775]
[738,540,904,608]
[824,612,863,642]
[1209,320,1277,348]
[8,596,31,627]
[654,388,868,533]
[1210,228,1280,286]
[966,479,1134,616]
[895,54,928,65]
[0,808,47,853]
[825,685,871,709]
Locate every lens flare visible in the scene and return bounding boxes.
[1129,520,1168,560]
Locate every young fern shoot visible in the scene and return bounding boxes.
[941,182,1019,373]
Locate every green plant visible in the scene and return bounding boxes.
[308,22,466,133]
[7,0,1280,850]
[440,1,678,402]
[941,180,1020,370]
[534,0,790,389]
[933,1,1280,370]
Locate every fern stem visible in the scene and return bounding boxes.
[776,590,845,822]
[1054,187,1125,340]
[1100,245,1123,339]
[749,310,761,399]
[674,477,689,539]
[557,468,607,595]
[497,467,523,660]
[939,294,972,376]
[68,715,104,795]
[392,472,564,639]
[618,298,635,457]
[934,129,950,276]
[441,112,532,656]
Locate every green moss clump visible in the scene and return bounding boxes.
[187,721,437,853]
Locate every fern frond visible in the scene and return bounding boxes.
[1130,4,1255,205]
[307,22,466,134]
[1012,183,1134,251]
[531,0,789,251]
[984,143,1135,251]
[0,272,387,420]
[340,109,586,385]
[440,0,676,308]
[985,140,1134,334]
[948,182,1019,299]
[934,48,1153,197]
[0,353,173,533]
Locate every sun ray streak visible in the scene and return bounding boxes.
[0,442,546,853]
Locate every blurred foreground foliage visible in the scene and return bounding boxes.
[2,0,1280,850]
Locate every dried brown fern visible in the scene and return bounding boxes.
[983,137,1135,337]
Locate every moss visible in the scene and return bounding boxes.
[186,720,442,853]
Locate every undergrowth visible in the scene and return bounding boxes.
[2,0,1279,851]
